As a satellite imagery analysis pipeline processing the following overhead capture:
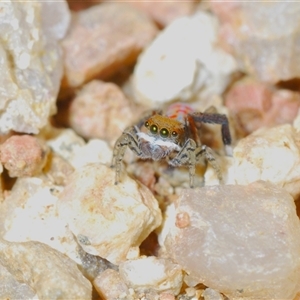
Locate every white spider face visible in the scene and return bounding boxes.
[137,131,181,160]
[136,114,185,161]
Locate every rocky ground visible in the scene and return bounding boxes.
[1,1,300,300]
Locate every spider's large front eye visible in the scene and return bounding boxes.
[150,124,158,134]
[160,128,169,138]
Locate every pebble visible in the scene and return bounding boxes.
[211,2,300,82]
[225,77,300,135]
[0,261,37,299]
[202,288,224,300]
[61,2,158,88]
[165,181,300,299]
[0,1,70,134]
[0,177,80,264]
[119,256,183,295]
[47,128,86,163]
[44,153,74,186]
[93,269,131,300]
[128,1,196,27]
[233,124,300,199]
[0,238,92,299]
[58,163,162,264]
[69,80,136,144]
[0,135,49,177]
[132,11,238,107]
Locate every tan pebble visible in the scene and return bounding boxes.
[61,2,158,88]
[69,80,136,145]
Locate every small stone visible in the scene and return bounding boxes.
[61,2,158,88]
[233,124,300,199]
[0,177,80,264]
[165,181,300,299]
[69,80,136,144]
[128,1,196,27]
[47,128,85,163]
[211,2,300,83]
[159,292,176,300]
[58,163,162,264]
[132,11,238,107]
[0,1,70,134]
[225,77,300,135]
[0,238,92,299]
[44,153,74,186]
[77,246,117,281]
[70,139,112,169]
[0,262,37,300]
[0,135,49,177]
[202,288,224,300]
[119,256,183,295]
[93,269,131,300]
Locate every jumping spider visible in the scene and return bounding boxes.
[111,103,232,188]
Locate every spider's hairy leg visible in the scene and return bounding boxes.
[189,112,232,155]
[111,126,141,184]
[169,139,197,188]
[196,145,222,182]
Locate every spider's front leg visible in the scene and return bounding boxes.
[111,126,142,184]
[169,140,222,188]
[169,139,197,188]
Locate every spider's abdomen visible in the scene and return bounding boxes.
[165,103,194,123]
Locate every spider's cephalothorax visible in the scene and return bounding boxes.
[111,103,232,188]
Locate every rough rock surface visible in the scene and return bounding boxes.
[128,1,196,27]
[93,269,131,300]
[233,124,300,199]
[47,128,86,163]
[0,135,49,177]
[61,2,158,88]
[119,256,183,295]
[165,181,300,299]
[69,80,136,144]
[132,11,238,107]
[58,163,162,264]
[70,139,112,168]
[211,1,300,83]
[0,238,92,299]
[0,1,70,134]
[0,262,37,300]
[0,177,80,264]
[47,128,112,170]
[44,153,74,186]
[225,77,300,135]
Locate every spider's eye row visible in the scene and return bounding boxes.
[172,131,178,137]
[144,121,149,127]
[150,124,158,134]
[160,128,169,138]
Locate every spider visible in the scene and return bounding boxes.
[111,103,232,188]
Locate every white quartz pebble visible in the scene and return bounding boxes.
[119,256,183,295]
[233,124,300,199]
[132,11,238,107]
[165,181,300,299]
